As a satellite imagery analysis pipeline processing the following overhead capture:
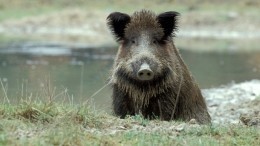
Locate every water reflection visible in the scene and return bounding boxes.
[0,54,113,110]
[183,51,260,88]
[0,46,259,110]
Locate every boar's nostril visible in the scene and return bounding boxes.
[139,72,144,76]
[137,63,154,81]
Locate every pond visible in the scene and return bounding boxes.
[0,41,259,111]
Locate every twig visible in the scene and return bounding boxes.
[82,80,111,106]
[0,78,10,104]
[170,75,183,120]
[79,62,84,99]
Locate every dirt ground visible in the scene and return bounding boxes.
[204,80,260,126]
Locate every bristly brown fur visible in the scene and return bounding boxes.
[125,10,164,40]
[107,10,211,124]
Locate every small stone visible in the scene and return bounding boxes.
[175,123,186,132]
[117,126,127,130]
[239,115,250,125]
[188,118,197,124]
[248,117,260,126]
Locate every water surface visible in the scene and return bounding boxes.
[0,42,259,110]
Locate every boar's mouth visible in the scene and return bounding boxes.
[115,67,171,88]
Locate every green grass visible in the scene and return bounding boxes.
[0,99,259,146]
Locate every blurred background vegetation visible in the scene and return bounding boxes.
[0,0,259,45]
[0,0,260,18]
[1,0,260,49]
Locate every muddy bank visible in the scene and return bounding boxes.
[203,80,260,125]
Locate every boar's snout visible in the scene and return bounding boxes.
[137,63,154,81]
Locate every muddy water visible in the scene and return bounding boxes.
[0,43,260,110]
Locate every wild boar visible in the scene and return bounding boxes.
[107,10,211,124]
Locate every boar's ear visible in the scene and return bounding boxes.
[157,11,179,40]
[107,12,131,42]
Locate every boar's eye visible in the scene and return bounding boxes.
[152,38,160,44]
[130,38,136,44]
[152,39,157,44]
